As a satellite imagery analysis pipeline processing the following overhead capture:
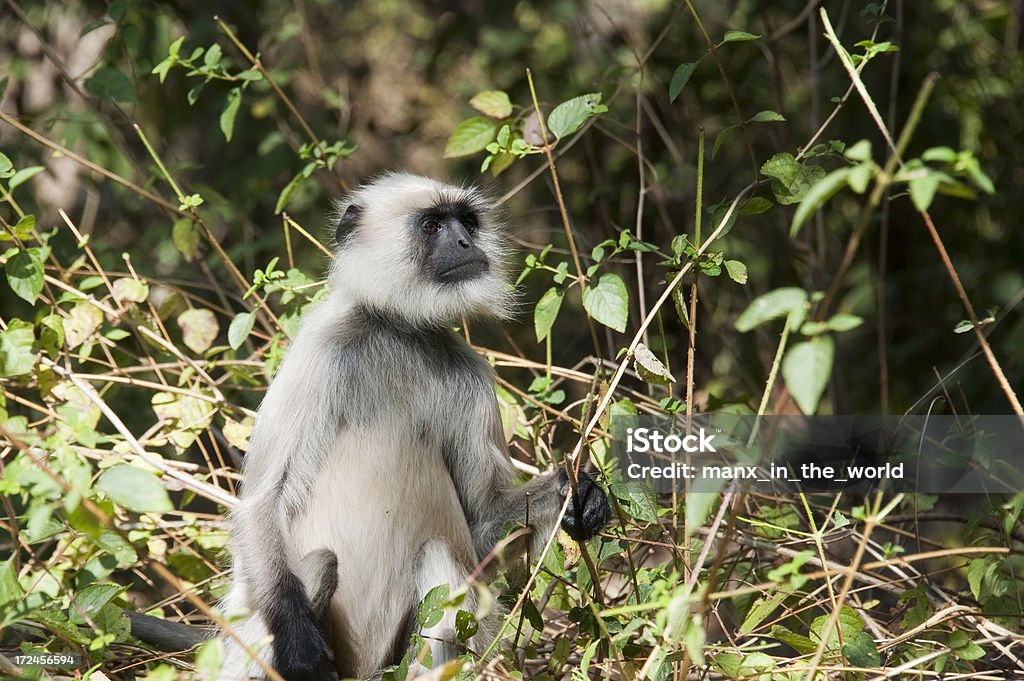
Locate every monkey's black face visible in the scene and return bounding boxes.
[418,207,490,284]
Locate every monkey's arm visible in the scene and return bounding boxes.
[447,399,611,559]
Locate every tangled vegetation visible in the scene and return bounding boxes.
[1,0,1022,679]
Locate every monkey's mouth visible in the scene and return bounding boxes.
[435,258,489,284]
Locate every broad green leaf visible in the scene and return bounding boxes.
[6,249,44,303]
[948,629,985,660]
[843,630,881,667]
[65,302,103,349]
[417,584,449,628]
[8,166,44,191]
[611,481,658,523]
[172,218,200,260]
[533,287,563,342]
[845,139,873,162]
[582,272,628,332]
[848,162,874,194]
[228,311,256,350]
[782,336,834,415]
[547,93,607,139]
[469,90,512,119]
[195,639,224,680]
[633,343,675,384]
[84,66,136,103]
[739,587,792,634]
[748,110,785,123]
[0,320,37,377]
[722,30,761,43]
[791,167,852,237]
[69,583,123,624]
[669,62,697,102]
[96,464,173,513]
[740,197,773,215]
[444,117,496,158]
[220,87,242,142]
[712,124,738,158]
[0,152,12,177]
[760,152,827,206]
[177,308,219,354]
[724,260,747,284]
[909,172,942,211]
[735,287,807,332]
[810,605,864,650]
[769,625,817,654]
[922,146,956,163]
[111,278,149,304]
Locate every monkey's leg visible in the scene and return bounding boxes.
[405,538,478,675]
[219,549,340,681]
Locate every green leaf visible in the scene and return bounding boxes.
[722,30,761,43]
[0,320,37,377]
[96,464,173,513]
[739,587,792,634]
[735,287,807,332]
[84,66,136,103]
[172,218,201,260]
[220,87,242,142]
[275,170,307,214]
[724,260,748,284]
[948,629,985,660]
[582,272,629,332]
[6,249,44,303]
[547,93,607,139]
[417,584,449,628]
[533,287,563,342]
[177,308,219,354]
[633,343,675,384]
[712,124,738,158]
[65,302,103,349]
[444,117,496,158]
[769,625,817,655]
[760,152,827,206]
[791,167,852,237]
[228,311,255,350]
[909,172,942,211]
[611,481,658,523]
[824,313,862,332]
[8,166,44,191]
[740,197,773,215]
[0,152,12,177]
[848,162,874,194]
[748,110,785,123]
[845,139,873,162]
[111,278,149,304]
[669,62,697,102]
[469,90,512,119]
[922,146,957,163]
[782,336,834,415]
[843,630,881,667]
[69,583,123,625]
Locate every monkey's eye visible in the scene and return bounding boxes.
[462,214,479,235]
[421,219,442,235]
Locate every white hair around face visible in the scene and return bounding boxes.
[328,173,512,327]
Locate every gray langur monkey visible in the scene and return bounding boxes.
[214,173,611,680]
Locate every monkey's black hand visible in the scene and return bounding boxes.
[268,580,338,681]
[559,470,612,541]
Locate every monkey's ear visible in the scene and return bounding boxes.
[335,204,362,243]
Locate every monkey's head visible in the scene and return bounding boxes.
[329,173,512,326]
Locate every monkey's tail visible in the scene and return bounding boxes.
[127,611,213,651]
